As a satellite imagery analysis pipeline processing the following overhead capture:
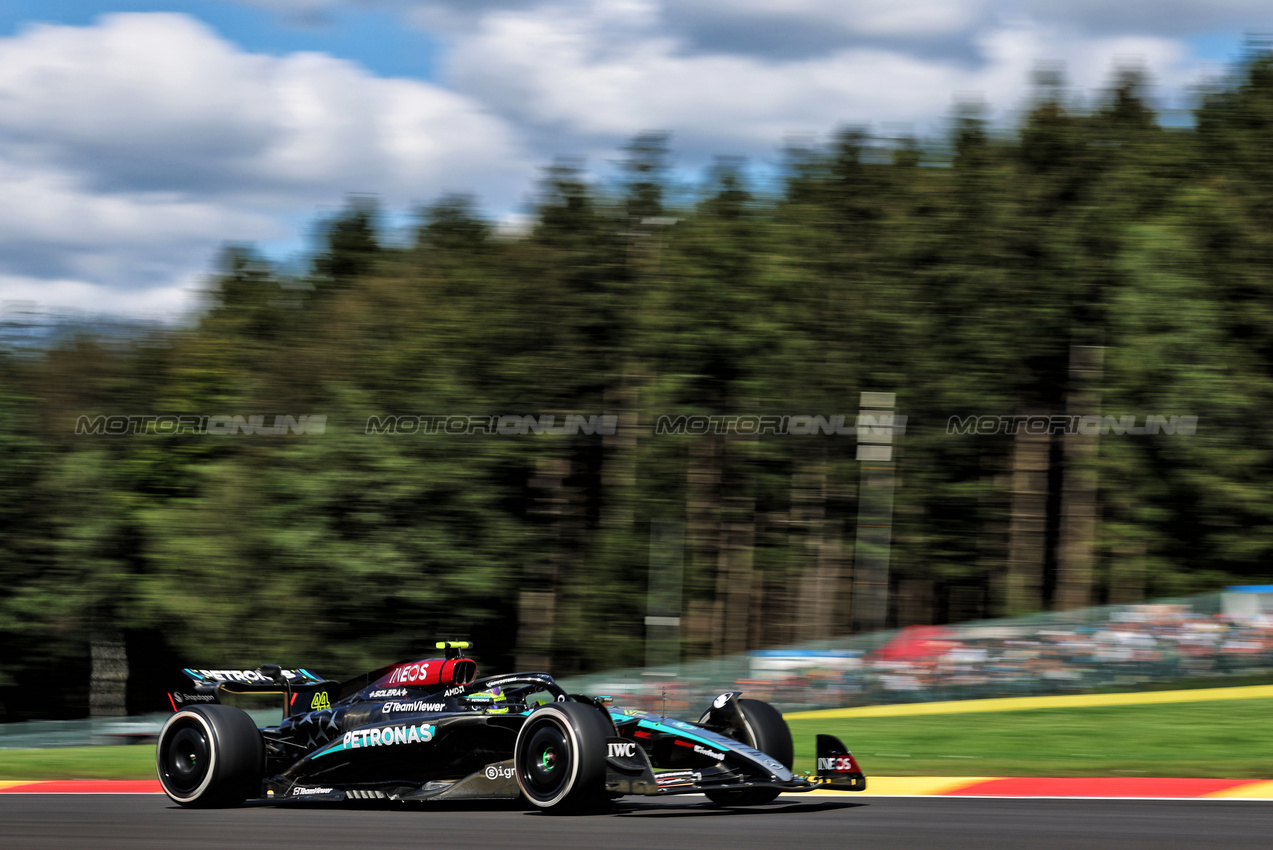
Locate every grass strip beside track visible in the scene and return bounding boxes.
[784,683,1273,720]
[787,697,1273,778]
[0,746,156,780]
[3,687,1272,781]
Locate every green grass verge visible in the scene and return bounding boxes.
[0,744,156,780]
[787,697,1273,778]
[4,697,1272,780]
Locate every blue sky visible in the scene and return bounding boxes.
[0,0,1265,321]
[0,1,440,79]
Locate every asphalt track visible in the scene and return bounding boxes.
[2,794,1270,850]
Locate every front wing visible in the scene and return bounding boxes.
[603,734,866,797]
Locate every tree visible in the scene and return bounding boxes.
[313,196,382,295]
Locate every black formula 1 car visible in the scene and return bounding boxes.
[156,642,866,812]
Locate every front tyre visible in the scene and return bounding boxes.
[156,704,264,807]
[514,702,610,813]
[705,698,793,806]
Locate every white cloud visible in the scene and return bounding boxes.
[0,275,203,322]
[1,13,529,201]
[665,0,989,44]
[1016,0,1273,38]
[0,3,1250,321]
[652,0,1273,60]
[447,5,1196,158]
[242,1,1270,57]
[0,12,532,318]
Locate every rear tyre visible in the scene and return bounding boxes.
[514,702,610,813]
[704,698,793,806]
[156,704,264,807]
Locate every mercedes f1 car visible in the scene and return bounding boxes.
[156,642,866,812]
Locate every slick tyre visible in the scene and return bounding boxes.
[514,702,610,813]
[705,698,793,806]
[156,704,264,808]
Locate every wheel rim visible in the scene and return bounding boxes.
[162,722,211,795]
[520,720,572,802]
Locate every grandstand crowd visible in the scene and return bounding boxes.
[579,597,1273,714]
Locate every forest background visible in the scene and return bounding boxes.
[3,57,1272,720]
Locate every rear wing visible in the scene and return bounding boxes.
[171,666,340,718]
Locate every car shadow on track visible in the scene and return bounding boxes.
[271,800,528,813]
[216,798,867,818]
[603,800,869,818]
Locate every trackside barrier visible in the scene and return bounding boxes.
[0,710,281,751]
[559,590,1273,715]
[4,591,1272,746]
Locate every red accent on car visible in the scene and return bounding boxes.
[440,658,478,686]
[371,657,478,689]
[167,693,177,713]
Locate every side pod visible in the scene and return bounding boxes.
[815,734,866,791]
